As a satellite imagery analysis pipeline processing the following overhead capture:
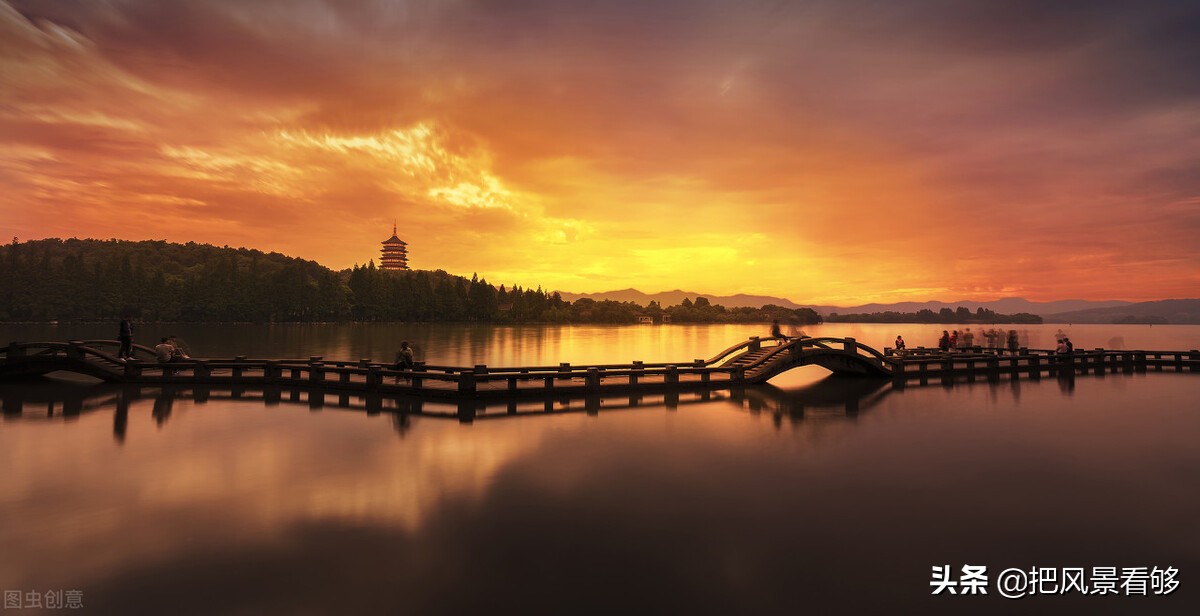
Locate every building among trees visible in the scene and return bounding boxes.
[380,223,409,270]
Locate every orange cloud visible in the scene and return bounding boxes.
[2,0,1198,303]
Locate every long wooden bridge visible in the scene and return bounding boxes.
[2,337,1197,399]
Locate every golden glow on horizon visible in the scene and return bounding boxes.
[2,1,1198,304]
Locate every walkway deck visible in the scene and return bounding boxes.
[2,337,1197,399]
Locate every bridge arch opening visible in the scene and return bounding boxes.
[760,364,834,388]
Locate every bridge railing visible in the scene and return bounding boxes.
[759,337,889,366]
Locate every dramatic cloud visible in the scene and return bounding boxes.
[2,0,1197,302]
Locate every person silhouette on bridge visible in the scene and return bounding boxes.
[770,320,789,341]
[155,338,176,363]
[938,330,950,352]
[894,335,906,351]
[118,314,134,360]
[394,341,416,383]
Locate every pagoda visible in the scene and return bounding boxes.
[380,223,409,270]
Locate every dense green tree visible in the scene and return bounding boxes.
[0,239,839,325]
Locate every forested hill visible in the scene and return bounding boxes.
[0,239,822,325]
[0,238,348,321]
[0,238,546,322]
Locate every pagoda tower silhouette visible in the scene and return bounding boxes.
[380,222,409,270]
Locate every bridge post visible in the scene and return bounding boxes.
[748,337,761,352]
[987,356,999,382]
[309,360,324,386]
[843,337,856,352]
[732,365,745,384]
[558,362,571,380]
[194,360,211,380]
[366,365,381,389]
[474,364,488,375]
[586,367,601,391]
[459,371,477,395]
[1191,350,1199,373]
[665,365,679,384]
[124,358,142,379]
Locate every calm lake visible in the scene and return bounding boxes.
[2,323,1199,614]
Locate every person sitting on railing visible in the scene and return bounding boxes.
[394,341,415,383]
[894,335,906,352]
[155,338,176,363]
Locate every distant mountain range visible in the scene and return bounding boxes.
[555,289,1198,322]
[1044,299,1200,324]
[811,298,1133,317]
[557,289,809,310]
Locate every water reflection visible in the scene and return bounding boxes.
[0,366,1164,444]
[3,372,1199,614]
[4,374,906,442]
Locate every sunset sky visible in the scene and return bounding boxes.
[2,0,1197,304]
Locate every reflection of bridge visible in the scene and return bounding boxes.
[0,373,897,439]
[2,338,1196,399]
[1,381,739,437]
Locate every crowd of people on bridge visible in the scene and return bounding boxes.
[928,328,1026,354]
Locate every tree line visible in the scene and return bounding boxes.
[0,239,823,325]
[825,306,1042,324]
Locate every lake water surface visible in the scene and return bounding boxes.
[1,323,1198,614]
